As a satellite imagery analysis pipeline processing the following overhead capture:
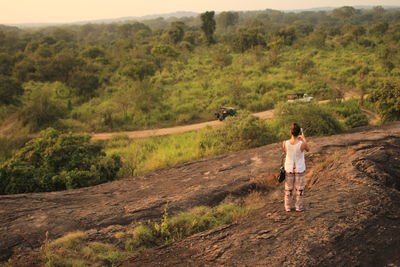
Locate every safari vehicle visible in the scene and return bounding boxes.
[215,107,237,121]
[287,93,313,102]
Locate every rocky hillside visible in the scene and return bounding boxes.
[1,122,400,266]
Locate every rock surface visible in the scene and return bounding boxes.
[1,122,400,266]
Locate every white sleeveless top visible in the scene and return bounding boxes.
[284,140,306,173]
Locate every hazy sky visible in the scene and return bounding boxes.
[1,0,400,24]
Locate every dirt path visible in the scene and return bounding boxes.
[90,90,369,141]
[92,99,380,141]
[0,96,373,141]
[1,122,400,266]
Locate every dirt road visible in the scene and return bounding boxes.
[91,93,374,140]
[0,94,375,140]
[91,110,274,140]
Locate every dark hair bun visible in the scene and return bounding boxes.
[291,123,301,137]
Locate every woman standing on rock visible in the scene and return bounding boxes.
[282,123,309,212]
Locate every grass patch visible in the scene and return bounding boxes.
[105,111,274,177]
[105,130,208,176]
[41,202,251,266]
[42,231,129,267]
[125,203,249,251]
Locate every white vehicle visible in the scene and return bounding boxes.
[287,93,313,102]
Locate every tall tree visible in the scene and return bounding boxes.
[200,11,216,44]
[167,21,185,44]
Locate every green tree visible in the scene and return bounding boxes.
[369,79,400,122]
[276,26,296,46]
[370,21,389,36]
[167,21,185,44]
[18,84,66,132]
[232,27,266,52]
[35,52,84,83]
[200,11,216,44]
[0,128,121,194]
[272,102,343,140]
[67,71,100,99]
[0,76,23,105]
[0,53,14,75]
[200,111,273,152]
[82,46,105,59]
[122,59,157,81]
[350,25,366,41]
[12,58,37,82]
[151,44,179,70]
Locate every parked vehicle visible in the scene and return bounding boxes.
[287,93,313,102]
[215,107,237,121]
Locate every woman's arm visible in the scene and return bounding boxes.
[282,141,286,152]
[299,135,310,152]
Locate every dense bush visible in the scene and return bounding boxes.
[0,128,121,194]
[200,111,275,152]
[369,79,400,122]
[324,99,369,128]
[18,82,68,132]
[271,102,343,139]
[345,113,369,128]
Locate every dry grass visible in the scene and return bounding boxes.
[114,231,126,240]
[243,191,266,209]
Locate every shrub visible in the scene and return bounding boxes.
[327,99,361,117]
[18,83,67,132]
[345,113,368,128]
[324,99,369,128]
[271,102,343,140]
[369,79,400,122]
[0,128,121,194]
[200,111,275,152]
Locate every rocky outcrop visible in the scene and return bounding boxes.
[1,122,400,266]
[120,124,400,266]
